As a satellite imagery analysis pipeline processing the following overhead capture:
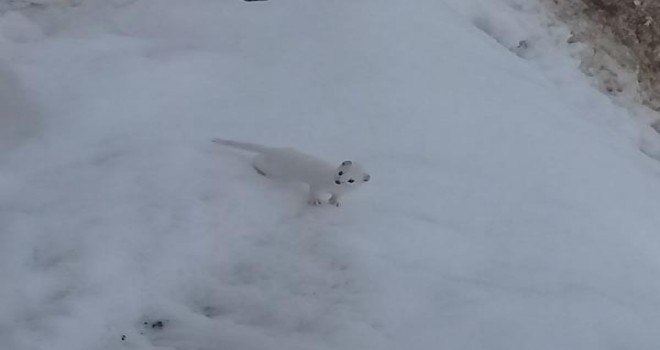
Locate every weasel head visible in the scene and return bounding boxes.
[332,161,370,191]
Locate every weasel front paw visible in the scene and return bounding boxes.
[308,198,323,206]
[328,197,340,207]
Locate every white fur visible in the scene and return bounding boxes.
[212,138,370,206]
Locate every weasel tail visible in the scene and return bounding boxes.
[211,138,270,153]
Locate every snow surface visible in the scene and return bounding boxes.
[3,0,660,349]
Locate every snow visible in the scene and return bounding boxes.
[3,0,660,349]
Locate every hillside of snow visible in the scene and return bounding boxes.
[3,1,660,349]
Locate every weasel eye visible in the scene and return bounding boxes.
[338,171,343,176]
[348,179,354,183]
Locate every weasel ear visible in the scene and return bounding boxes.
[363,174,370,182]
[341,161,352,166]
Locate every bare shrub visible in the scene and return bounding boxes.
[547,0,660,110]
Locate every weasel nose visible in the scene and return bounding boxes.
[335,180,341,185]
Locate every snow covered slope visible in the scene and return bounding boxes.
[3,0,660,349]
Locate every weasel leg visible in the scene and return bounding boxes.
[328,195,341,207]
[308,198,323,206]
[307,188,324,206]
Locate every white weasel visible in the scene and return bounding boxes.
[212,138,370,206]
